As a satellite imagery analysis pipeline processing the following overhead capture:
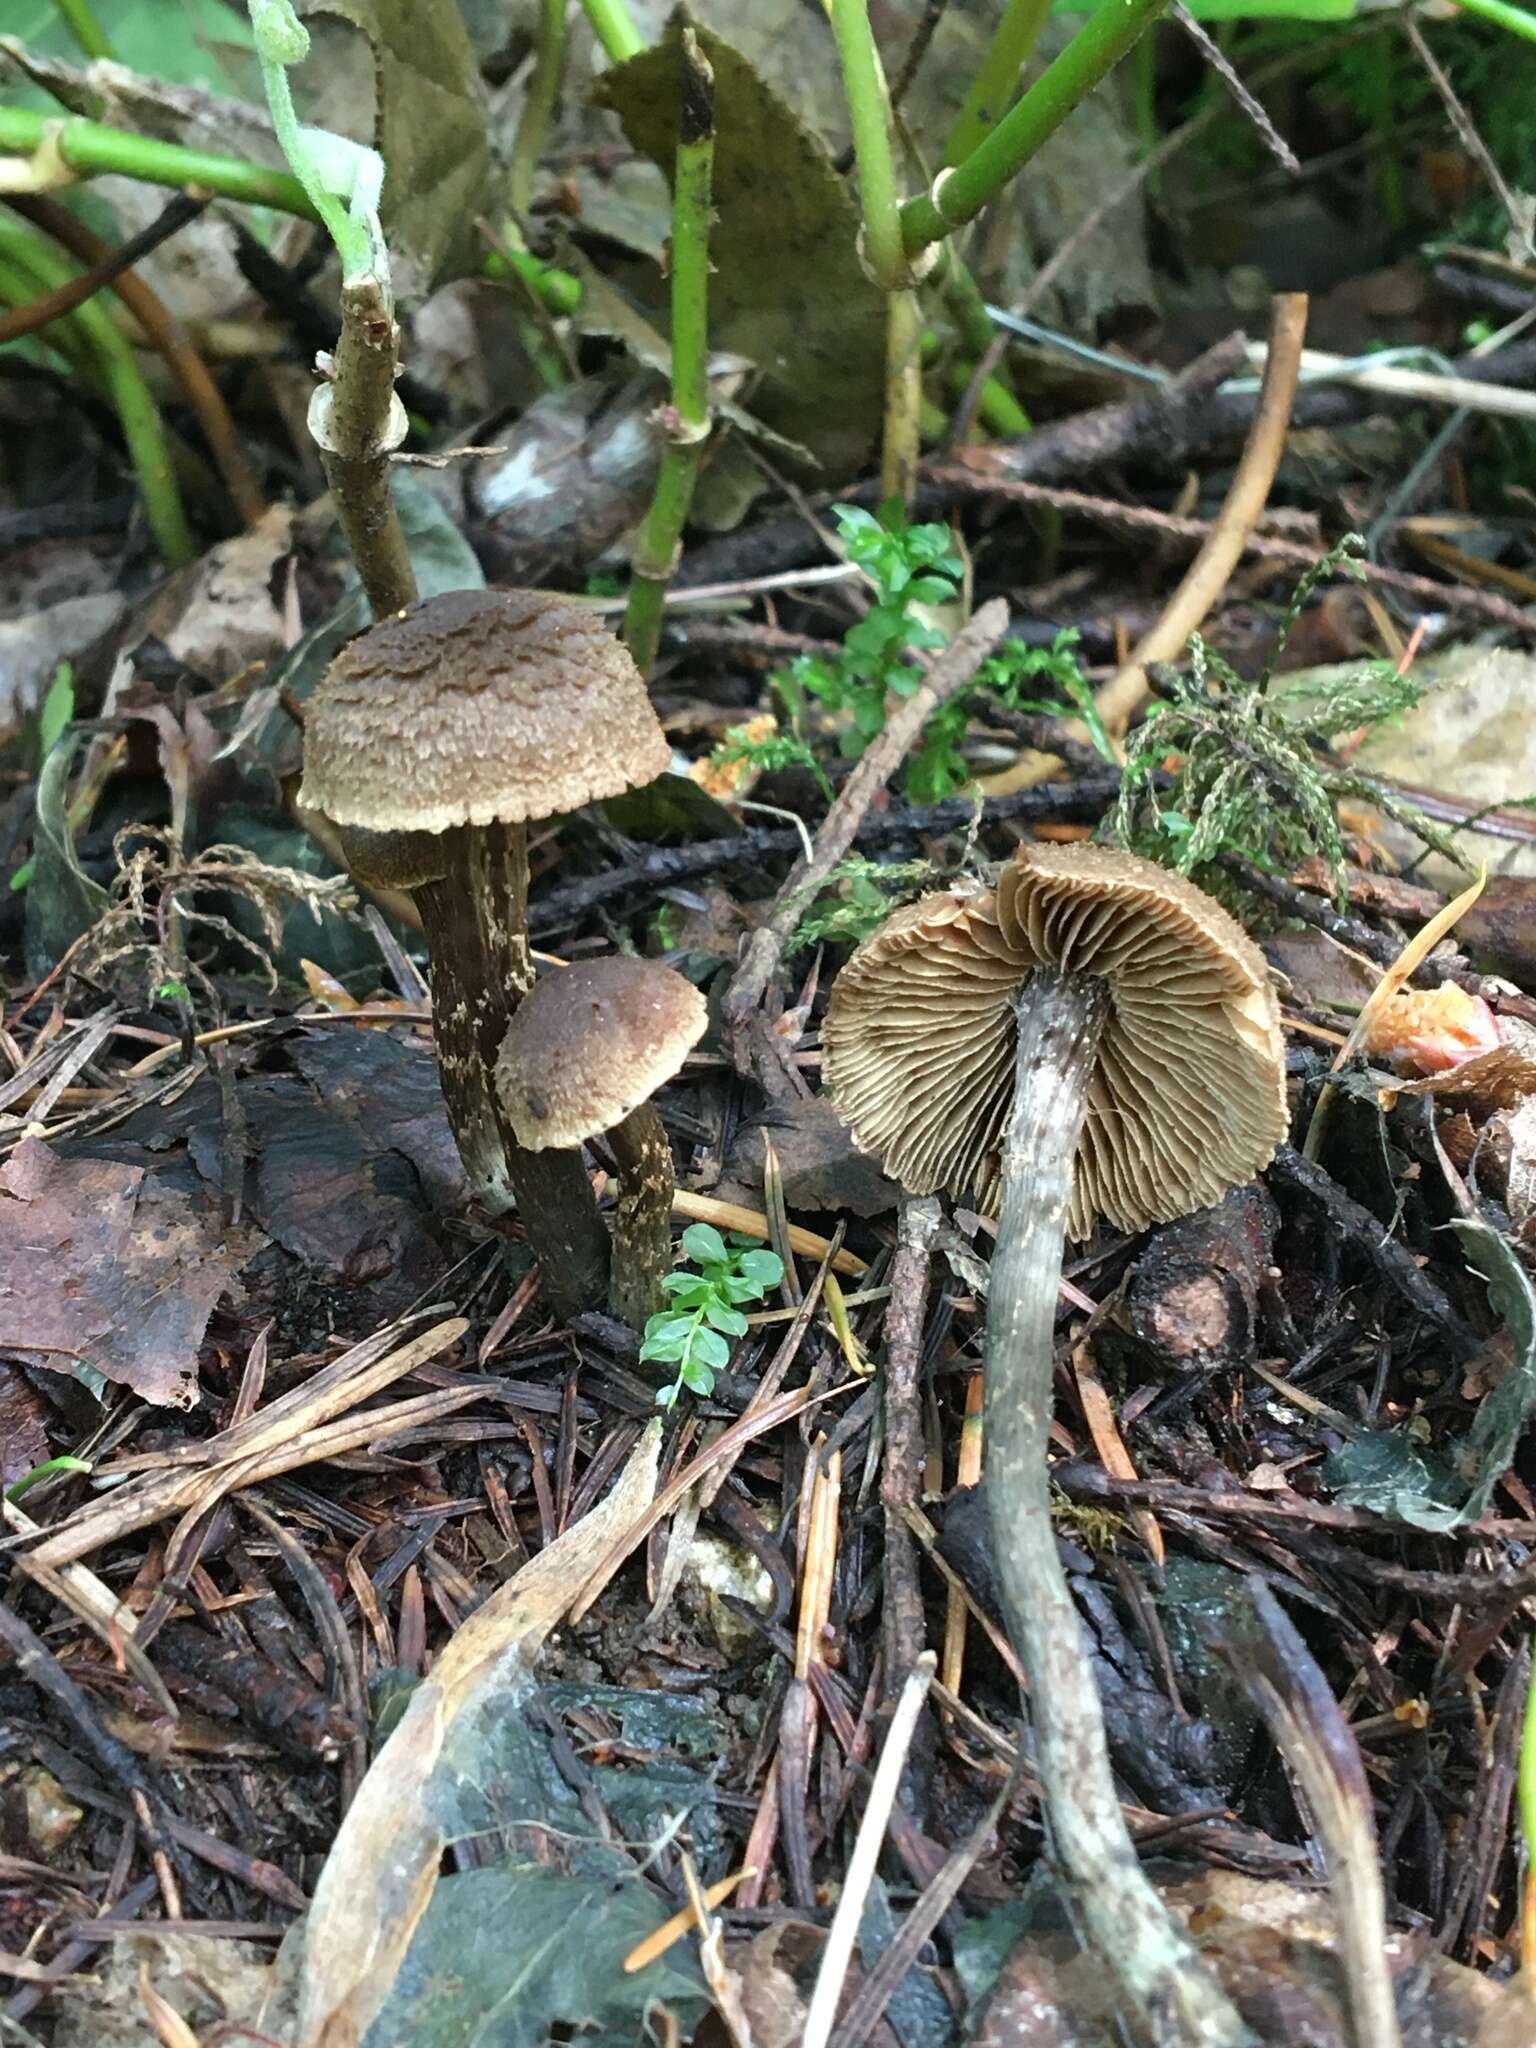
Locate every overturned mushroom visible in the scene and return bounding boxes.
[299,589,670,1317]
[826,843,1287,2044]
[494,957,707,1329]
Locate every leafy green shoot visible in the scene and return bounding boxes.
[709,506,1111,807]
[911,628,1113,801]
[1109,535,1468,901]
[787,855,935,959]
[712,726,833,801]
[640,1223,784,1410]
[783,503,963,758]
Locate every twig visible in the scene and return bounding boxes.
[801,1652,936,2048]
[1210,1582,1402,2048]
[308,273,416,618]
[529,772,1121,933]
[881,1197,941,1693]
[1170,3,1299,174]
[0,1598,183,1918]
[1095,291,1308,736]
[9,194,266,528]
[924,466,1536,632]
[978,328,1249,483]
[1404,15,1532,262]
[827,1764,1016,2048]
[0,192,200,340]
[721,597,1011,1085]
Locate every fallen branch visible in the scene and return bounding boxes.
[530,773,1121,933]
[720,597,1012,1086]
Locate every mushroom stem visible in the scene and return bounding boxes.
[605,1104,676,1329]
[986,967,1252,2047]
[419,824,611,1317]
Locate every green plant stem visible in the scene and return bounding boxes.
[883,289,924,501]
[1448,0,1536,41]
[940,247,1030,429]
[941,356,1029,437]
[53,0,115,60]
[829,0,907,293]
[0,220,192,565]
[580,0,645,63]
[484,240,583,315]
[0,108,585,315]
[510,0,569,215]
[900,0,1170,259]
[623,28,714,676]
[0,106,316,216]
[944,0,1052,166]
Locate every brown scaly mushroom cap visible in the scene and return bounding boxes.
[298,588,671,834]
[495,957,707,1150]
[824,843,1288,1240]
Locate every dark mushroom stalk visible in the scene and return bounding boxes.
[494,957,707,1330]
[334,819,605,1310]
[604,1105,679,1330]
[825,844,1289,2047]
[303,590,672,1320]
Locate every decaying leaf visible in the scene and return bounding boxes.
[595,15,885,479]
[1327,1214,1536,1529]
[0,594,123,749]
[154,504,295,685]
[295,1419,663,2048]
[0,1137,260,1409]
[361,1861,707,2048]
[295,0,493,299]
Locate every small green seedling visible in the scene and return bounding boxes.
[779,503,963,761]
[5,1454,92,1504]
[640,1223,784,1410]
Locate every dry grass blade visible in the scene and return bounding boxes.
[801,1652,937,2048]
[295,1420,663,2048]
[18,1316,469,1570]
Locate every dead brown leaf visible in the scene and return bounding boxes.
[0,1137,261,1408]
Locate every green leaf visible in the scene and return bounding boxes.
[679,1356,717,1396]
[660,1273,713,1304]
[735,1249,785,1289]
[1444,1218,1536,1524]
[704,1302,749,1337]
[690,1326,732,1371]
[680,1223,729,1268]
[365,1860,707,2047]
[639,1332,688,1365]
[24,734,108,978]
[37,661,73,767]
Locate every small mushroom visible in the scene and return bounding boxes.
[494,957,707,1328]
[299,588,670,1317]
[825,843,1286,2044]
